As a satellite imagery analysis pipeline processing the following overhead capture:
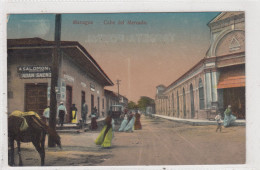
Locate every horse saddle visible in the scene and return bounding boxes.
[10,110,41,131]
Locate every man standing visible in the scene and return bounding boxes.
[81,101,88,124]
[43,106,50,125]
[57,102,67,127]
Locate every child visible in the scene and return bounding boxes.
[215,112,222,132]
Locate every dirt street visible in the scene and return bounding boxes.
[9,115,245,166]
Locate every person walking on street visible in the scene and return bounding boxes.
[223,105,236,127]
[134,110,142,130]
[57,102,67,127]
[215,112,222,132]
[95,114,115,148]
[124,112,135,132]
[71,104,78,123]
[118,113,129,132]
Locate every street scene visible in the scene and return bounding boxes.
[6,11,245,167]
[9,115,245,166]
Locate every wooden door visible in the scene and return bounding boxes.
[66,86,72,122]
[25,83,47,115]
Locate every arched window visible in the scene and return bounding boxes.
[177,91,179,117]
[190,84,195,118]
[199,79,205,109]
[183,88,186,118]
[172,93,174,116]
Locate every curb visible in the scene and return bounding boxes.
[146,114,246,126]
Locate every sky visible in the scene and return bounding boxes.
[7,12,220,102]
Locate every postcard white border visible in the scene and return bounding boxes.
[1,0,260,170]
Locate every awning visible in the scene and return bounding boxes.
[217,66,245,89]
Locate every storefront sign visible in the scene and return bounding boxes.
[20,73,51,79]
[17,66,51,79]
[47,79,66,101]
[90,83,95,91]
[17,66,51,73]
[81,82,87,88]
[64,74,74,82]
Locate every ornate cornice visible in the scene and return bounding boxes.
[208,13,244,30]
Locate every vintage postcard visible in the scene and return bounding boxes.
[1,1,260,170]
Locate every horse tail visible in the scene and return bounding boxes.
[30,116,62,149]
[46,127,62,149]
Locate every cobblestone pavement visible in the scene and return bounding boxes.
[8,115,245,166]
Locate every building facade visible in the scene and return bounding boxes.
[8,38,114,123]
[155,12,245,120]
[104,89,128,113]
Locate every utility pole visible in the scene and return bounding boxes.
[116,79,121,103]
[48,14,61,147]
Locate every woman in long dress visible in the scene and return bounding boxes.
[95,115,114,148]
[118,114,128,132]
[90,112,98,130]
[124,112,135,132]
[134,111,142,130]
[223,105,236,127]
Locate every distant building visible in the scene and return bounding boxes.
[8,38,114,123]
[104,89,128,113]
[119,95,128,107]
[104,89,119,113]
[155,12,245,120]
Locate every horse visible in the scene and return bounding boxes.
[8,112,62,166]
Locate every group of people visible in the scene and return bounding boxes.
[42,101,89,127]
[118,110,142,132]
[215,105,237,132]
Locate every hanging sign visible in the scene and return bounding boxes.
[17,66,51,79]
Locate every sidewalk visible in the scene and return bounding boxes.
[148,114,246,126]
[56,117,106,133]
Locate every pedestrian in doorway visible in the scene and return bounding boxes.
[57,102,67,127]
[93,106,98,119]
[81,101,88,124]
[71,104,78,123]
[223,105,236,127]
[215,112,222,132]
[43,106,50,125]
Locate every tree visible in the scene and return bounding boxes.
[137,96,155,111]
[128,101,137,110]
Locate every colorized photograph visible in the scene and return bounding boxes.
[7,12,245,166]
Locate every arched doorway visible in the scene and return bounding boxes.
[199,79,205,109]
[172,93,174,116]
[190,84,195,118]
[183,88,186,118]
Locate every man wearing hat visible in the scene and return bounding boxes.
[57,102,67,127]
